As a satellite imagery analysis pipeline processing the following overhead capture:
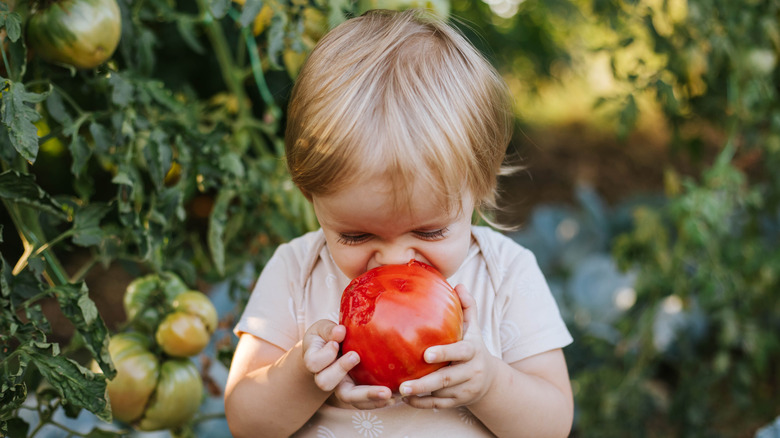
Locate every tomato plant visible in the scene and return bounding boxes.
[0,0,461,434]
[26,0,121,69]
[339,260,463,392]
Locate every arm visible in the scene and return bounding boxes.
[224,322,356,437]
[399,285,573,438]
[468,349,573,437]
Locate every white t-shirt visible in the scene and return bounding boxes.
[235,226,573,437]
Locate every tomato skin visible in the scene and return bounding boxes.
[154,291,217,357]
[137,358,204,431]
[339,260,463,392]
[26,0,122,69]
[172,291,218,334]
[155,311,210,357]
[123,272,189,333]
[93,333,159,424]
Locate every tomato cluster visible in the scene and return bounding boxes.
[93,273,217,431]
[339,260,463,393]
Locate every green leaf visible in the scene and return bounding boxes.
[0,81,50,163]
[327,0,350,28]
[4,12,22,42]
[176,17,206,54]
[52,283,116,379]
[69,135,92,176]
[86,428,125,438]
[0,170,67,219]
[0,359,28,424]
[145,128,173,189]
[25,345,112,422]
[89,122,112,154]
[240,0,263,28]
[45,91,72,124]
[72,203,112,247]
[109,73,134,107]
[210,0,231,18]
[220,151,245,178]
[266,10,288,70]
[208,189,235,276]
[2,417,30,438]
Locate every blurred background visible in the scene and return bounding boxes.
[1,0,779,436]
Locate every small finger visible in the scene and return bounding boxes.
[402,394,458,410]
[303,340,340,374]
[314,351,360,391]
[335,382,393,405]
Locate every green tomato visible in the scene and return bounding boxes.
[155,311,210,358]
[26,0,122,69]
[93,333,159,424]
[172,291,219,334]
[123,272,189,333]
[155,290,218,357]
[137,358,204,431]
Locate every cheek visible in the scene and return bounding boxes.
[330,246,371,280]
[424,235,471,279]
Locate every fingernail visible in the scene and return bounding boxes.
[400,384,412,395]
[424,351,436,362]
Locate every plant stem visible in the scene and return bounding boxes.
[196,0,252,125]
[2,160,70,286]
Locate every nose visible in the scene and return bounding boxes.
[374,242,416,267]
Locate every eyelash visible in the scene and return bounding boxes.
[414,228,448,240]
[337,234,371,246]
[336,228,449,246]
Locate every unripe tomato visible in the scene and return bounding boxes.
[26,0,122,69]
[123,272,189,333]
[172,291,219,334]
[155,311,210,357]
[93,333,159,424]
[154,290,217,357]
[95,333,205,431]
[339,260,463,392]
[136,359,204,431]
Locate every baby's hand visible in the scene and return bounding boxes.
[302,320,394,409]
[398,285,498,409]
[302,320,359,392]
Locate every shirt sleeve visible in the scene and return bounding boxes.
[233,244,301,351]
[496,244,573,364]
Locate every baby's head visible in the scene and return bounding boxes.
[285,8,513,217]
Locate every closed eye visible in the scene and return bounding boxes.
[414,228,448,241]
[337,233,372,245]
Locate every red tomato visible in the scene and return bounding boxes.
[339,260,463,392]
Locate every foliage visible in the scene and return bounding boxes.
[0,0,329,434]
[562,0,780,436]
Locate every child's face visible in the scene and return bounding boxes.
[312,176,474,280]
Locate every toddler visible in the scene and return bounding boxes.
[225,8,574,437]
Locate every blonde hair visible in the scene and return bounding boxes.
[285,9,513,219]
